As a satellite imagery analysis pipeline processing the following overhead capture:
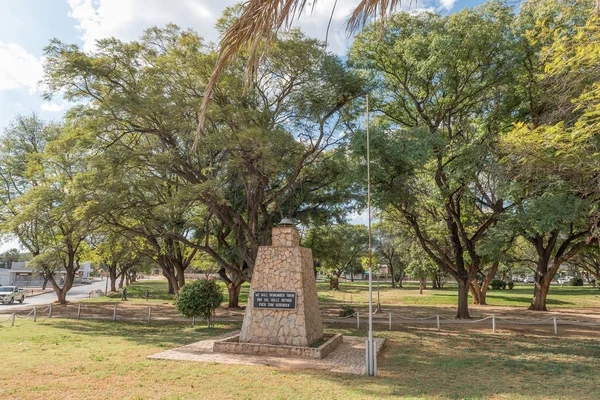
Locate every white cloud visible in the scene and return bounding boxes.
[66,0,438,56]
[0,43,43,93]
[40,101,65,112]
[67,0,226,52]
[439,0,457,10]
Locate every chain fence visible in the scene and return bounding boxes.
[1,304,600,337]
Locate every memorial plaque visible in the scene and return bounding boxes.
[253,291,297,309]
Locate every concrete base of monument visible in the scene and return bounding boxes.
[148,330,385,375]
[213,333,343,359]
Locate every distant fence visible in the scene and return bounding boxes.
[330,311,600,336]
[2,305,600,337]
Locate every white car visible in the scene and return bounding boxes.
[557,276,572,285]
[0,286,26,304]
[524,276,535,284]
[81,277,92,284]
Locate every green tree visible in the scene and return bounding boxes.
[0,115,96,303]
[43,25,362,306]
[500,0,599,310]
[349,2,518,318]
[373,219,409,288]
[304,224,368,282]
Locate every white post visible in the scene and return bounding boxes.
[553,317,558,336]
[11,313,15,327]
[357,311,360,329]
[49,303,52,318]
[33,306,37,322]
[192,317,195,326]
[147,306,152,322]
[492,315,496,333]
[113,305,117,321]
[77,304,81,319]
[388,313,392,331]
[436,315,440,332]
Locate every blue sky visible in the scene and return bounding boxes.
[0,0,488,131]
[0,0,487,250]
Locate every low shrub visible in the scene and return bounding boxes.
[490,279,506,290]
[568,277,584,286]
[175,279,223,325]
[339,304,356,317]
[507,281,514,290]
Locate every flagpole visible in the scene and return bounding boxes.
[366,94,376,376]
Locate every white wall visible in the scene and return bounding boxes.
[0,269,11,286]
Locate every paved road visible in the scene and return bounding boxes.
[0,279,109,310]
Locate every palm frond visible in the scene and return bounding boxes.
[347,0,410,33]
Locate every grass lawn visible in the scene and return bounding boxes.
[85,280,252,306]
[317,282,600,309]
[1,318,599,399]
[91,279,600,310]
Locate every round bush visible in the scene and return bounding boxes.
[507,281,515,290]
[568,277,584,286]
[339,304,356,317]
[490,279,506,290]
[175,279,223,322]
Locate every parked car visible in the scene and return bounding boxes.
[524,276,535,284]
[81,277,92,284]
[0,286,25,304]
[558,276,572,285]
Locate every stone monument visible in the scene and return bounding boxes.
[239,220,323,346]
[214,219,342,358]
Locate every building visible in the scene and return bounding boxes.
[0,261,93,286]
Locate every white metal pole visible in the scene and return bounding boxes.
[148,306,152,322]
[11,313,15,327]
[437,315,440,332]
[366,93,375,376]
[113,305,117,321]
[492,315,496,333]
[553,317,558,336]
[49,303,52,318]
[33,306,37,322]
[389,313,392,330]
[357,311,360,329]
[77,303,81,319]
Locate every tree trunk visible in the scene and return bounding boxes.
[109,265,118,292]
[350,274,354,282]
[218,268,245,308]
[456,278,471,319]
[42,276,49,290]
[419,278,425,294]
[432,278,439,290]
[389,265,396,288]
[167,278,175,295]
[470,280,482,305]
[118,272,125,289]
[175,264,186,289]
[529,275,550,311]
[226,282,242,308]
[56,288,67,305]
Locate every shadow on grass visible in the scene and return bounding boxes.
[298,328,600,399]
[47,318,239,349]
